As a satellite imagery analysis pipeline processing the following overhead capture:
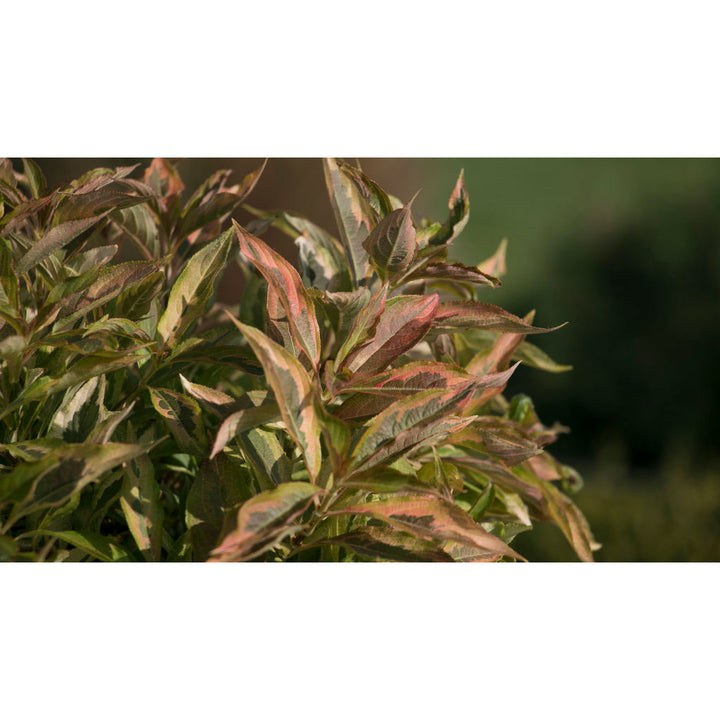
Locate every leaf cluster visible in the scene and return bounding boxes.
[0,158,598,561]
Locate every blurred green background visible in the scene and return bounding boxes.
[36,158,720,561]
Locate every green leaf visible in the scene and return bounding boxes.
[120,439,164,561]
[24,530,130,562]
[185,454,253,561]
[22,159,46,200]
[418,169,469,249]
[210,482,320,561]
[211,401,281,458]
[179,374,235,415]
[148,387,207,456]
[513,340,573,373]
[235,222,321,368]
[330,496,523,561]
[226,317,322,482]
[157,229,234,347]
[48,375,107,442]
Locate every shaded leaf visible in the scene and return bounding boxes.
[148,387,207,456]
[24,530,130,562]
[434,301,562,334]
[363,200,418,281]
[322,527,454,562]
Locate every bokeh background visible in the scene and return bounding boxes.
[35,158,720,561]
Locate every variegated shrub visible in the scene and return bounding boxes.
[0,158,598,562]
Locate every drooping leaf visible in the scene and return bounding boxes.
[226,317,322,482]
[330,496,523,561]
[157,229,234,347]
[210,482,320,562]
[513,340,573,373]
[405,261,500,288]
[211,402,281,458]
[234,221,321,368]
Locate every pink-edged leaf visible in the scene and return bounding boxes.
[405,261,500,288]
[349,383,478,471]
[435,301,562,334]
[330,496,523,561]
[333,286,387,371]
[323,158,389,286]
[178,374,235,415]
[340,294,439,379]
[226,317,322,482]
[450,418,542,466]
[478,238,508,278]
[148,387,207,456]
[210,482,320,562]
[362,199,418,281]
[235,221,321,368]
[335,361,476,419]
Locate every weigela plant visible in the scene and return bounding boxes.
[0,157,598,561]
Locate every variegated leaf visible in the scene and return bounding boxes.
[148,387,207,456]
[226,317,322,482]
[235,221,321,368]
[210,482,320,562]
[330,496,523,561]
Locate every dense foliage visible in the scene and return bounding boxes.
[0,158,598,561]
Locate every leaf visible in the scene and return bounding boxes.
[227,317,322,482]
[362,199,418,281]
[333,286,387,371]
[323,158,381,286]
[434,301,563,334]
[211,402,281,458]
[157,229,233,347]
[185,454,252,561]
[513,340,573,373]
[340,466,446,499]
[148,387,207,456]
[478,238,508,278]
[47,375,107,442]
[239,427,292,489]
[210,482,320,561]
[0,442,151,517]
[340,294,439,378]
[120,443,164,561]
[334,361,477,420]
[451,419,541,466]
[330,496,523,561]
[417,169,469,249]
[16,214,109,274]
[349,383,478,471]
[24,530,130,562]
[22,159,46,200]
[405,261,500,288]
[235,221,321,368]
[179,374,235,415]
[322,527,454,562]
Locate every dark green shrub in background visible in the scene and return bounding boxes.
[0,158,596,561]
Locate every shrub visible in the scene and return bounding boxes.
[0,157,598,562]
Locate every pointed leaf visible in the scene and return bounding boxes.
[211,402,281,458]
[148,387,207,456]
[435,301,563,334]
[331,496,523,561]
[235,221,321,368]
[363,200,418,281]
[157,229,233,347]
[227,317,322,482]
[210,482,320,561]
[322,527,454,562]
